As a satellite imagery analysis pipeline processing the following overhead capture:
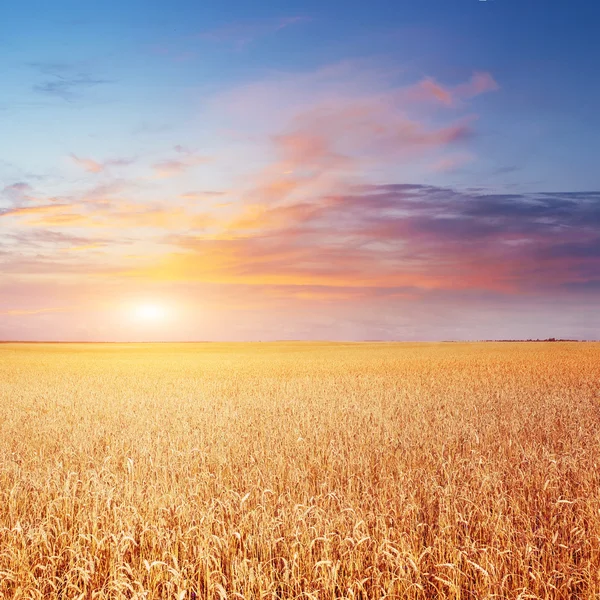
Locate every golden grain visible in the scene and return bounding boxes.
[0,342,599,599]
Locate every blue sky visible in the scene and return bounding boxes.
[1,0,599,340]
[3,0,600,191]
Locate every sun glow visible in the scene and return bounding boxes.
[134,303,167,321]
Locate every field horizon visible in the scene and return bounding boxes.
[0,339,595,345]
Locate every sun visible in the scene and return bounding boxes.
[134,303,166,321]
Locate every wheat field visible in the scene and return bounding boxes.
[0,342,599,599]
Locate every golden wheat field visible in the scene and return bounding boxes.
[1,342,600,599]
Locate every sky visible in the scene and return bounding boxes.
[1,0,599,341]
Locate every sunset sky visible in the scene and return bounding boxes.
[1,0,599,341]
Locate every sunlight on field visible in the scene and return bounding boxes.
[0,342,599,599]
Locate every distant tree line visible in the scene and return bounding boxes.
[482,338,582,342]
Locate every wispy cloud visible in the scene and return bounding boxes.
[0,306,72,316]
[408,72,499,106]
[70,154,136,174]
[196,16,310,48]
[70,155,103,173]
[1,203,74,219]
[456,72,500,98]
[429,153,474,172]
[1,195,214,231]
[30,63,111,101]
[180,191,227,201]
[5,229,111,251]
[1,182,34,203]
[152,147,211,178]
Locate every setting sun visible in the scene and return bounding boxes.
[134,303,166,321]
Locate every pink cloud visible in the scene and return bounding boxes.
[456,72,500,98]
[70,154,135,174]
[152,149,211,178]
[1,182,35,203]
[70,154,104,173]
[429,153,474,172]
[412,78,454,105]
[407,72,499,106]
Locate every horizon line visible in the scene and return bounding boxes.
[0,339,595,344]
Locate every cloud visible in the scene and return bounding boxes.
[70,155,103,173]
[180,191,227,201]
[70,154,136,174]
[409,72,499,106]
[1,196,214,231]
[1,203,74,218]
[33,71,110,101]
[411,78,454,105]
[225,90,476,211]
[152,150,211,178]
[1,182,34,203]
[127,184,600,297]
[210,63,487,185]
[0,307,71,316]
[196,16,310,48]
[429,153,474,172]
[4,229,111,251]
[456,72,500,98]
